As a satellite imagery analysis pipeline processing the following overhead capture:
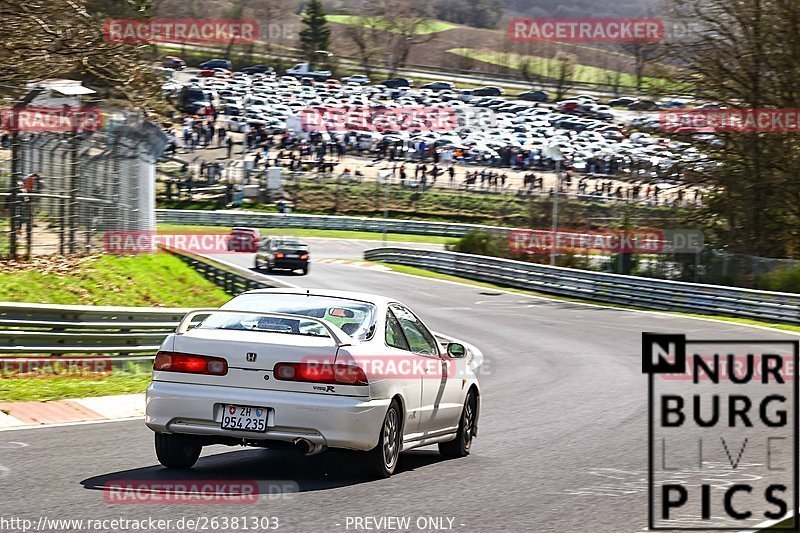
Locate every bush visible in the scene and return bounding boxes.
[758,267,800,293]
[450,231,513,258]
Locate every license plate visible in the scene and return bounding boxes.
[221,404,268,432]
[285,254,299,258]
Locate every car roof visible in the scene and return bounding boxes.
[242,288,396,307]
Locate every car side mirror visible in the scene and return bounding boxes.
[446,342,466,359]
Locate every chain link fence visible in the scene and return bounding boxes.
[1,114,166,258]
[581,248,798,290]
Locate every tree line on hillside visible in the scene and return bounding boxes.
[430,0,503,29]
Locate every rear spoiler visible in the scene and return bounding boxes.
[176,309,352,347]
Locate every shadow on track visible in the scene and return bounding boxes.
[80,448,447,494]
[250,267,307,277]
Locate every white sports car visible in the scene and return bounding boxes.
[145,288,481,478]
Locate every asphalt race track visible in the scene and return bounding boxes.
[1,239,796,532]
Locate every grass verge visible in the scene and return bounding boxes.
[762,518,793,531]
[0,367,152,403]
[0,253,230,306]
[326,15,459,35]
[376,262,800,334]
[0,254,231,402]
[447,47,670,89]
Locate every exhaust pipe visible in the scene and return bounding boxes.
[293,438,326,456]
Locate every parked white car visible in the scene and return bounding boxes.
[342,74,371,85]
[145,289,481,478]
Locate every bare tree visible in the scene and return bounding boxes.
[516,41,543,88]
[338,0,440,75]
[663,0,800,257]
[0,0,158,105]
[341,1,385,76]
[372,0,440,75]
[551,51,576,100]
[600,54,625,95]
[618,41,661,90]
[250,0,297,59]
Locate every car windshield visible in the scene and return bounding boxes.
[198,293,377,340]
[274,239,307,249]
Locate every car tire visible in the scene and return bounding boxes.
[301,264,309,276]
[438,390,477,459]
[365,400,402,478]
[155,433,202,469]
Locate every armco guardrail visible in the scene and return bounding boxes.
[157,209,512,238]
[364,247,800,325]
[0,302,190,354]
[0,246,291,355]
[0,300,481,365]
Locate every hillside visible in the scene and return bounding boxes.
[149,0,664,87]
[505,0,662,19]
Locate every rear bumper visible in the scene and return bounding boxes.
[145,381,389,451]
[273,259,308,269]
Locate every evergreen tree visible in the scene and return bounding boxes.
[299,0,331,67]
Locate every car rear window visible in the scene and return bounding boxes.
[205,293,377,340]
[274,240,307,249]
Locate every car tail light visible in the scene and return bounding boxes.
[300,254,309,260]
[273,362,368,386]
[154,352,228,375]
[275,253,284,258]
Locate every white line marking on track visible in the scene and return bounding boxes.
[0,416,142,432]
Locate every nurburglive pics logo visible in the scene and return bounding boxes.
[643,332,800,530]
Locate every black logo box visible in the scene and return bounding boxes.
[644,334,800,531]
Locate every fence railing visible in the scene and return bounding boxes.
[0,246,288,355]
[0,302,190,354]
[157,209,511,238]
[363,247,800,325]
